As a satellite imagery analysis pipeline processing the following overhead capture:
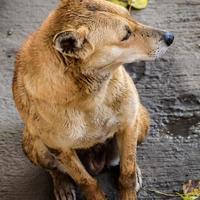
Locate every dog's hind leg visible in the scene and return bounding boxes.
[22,127,76,200]
[22,127,106,200]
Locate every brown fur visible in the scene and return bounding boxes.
[13,0,173,199]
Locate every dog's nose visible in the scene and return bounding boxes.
[163,32,174,46]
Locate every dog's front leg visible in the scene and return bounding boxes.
[57,150,106,200]
[117,123,138,200]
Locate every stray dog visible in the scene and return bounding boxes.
[12,0,174,199]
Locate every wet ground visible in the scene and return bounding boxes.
[0,0,200,199]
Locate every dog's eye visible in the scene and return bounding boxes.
[121,26,132,41]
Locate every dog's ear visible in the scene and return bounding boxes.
[53,27,94,59]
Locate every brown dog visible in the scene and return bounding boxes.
[12,0,174,199]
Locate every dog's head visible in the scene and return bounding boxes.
[51,0,174,72]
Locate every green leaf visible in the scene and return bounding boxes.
[129,0,148,9]
[108,0,148,9]
[109,0,128,8]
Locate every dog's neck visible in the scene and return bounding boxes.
[53,53,113,97]
[69,67,112,98]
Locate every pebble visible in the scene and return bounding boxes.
[7,30,13,36]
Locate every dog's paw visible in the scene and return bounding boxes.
[120,188,137,200]
[54,182,76,200]
[135,164,142,192]
[52,173,76,200]
[85,189,107,200]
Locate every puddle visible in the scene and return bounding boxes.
[163,116,200,137]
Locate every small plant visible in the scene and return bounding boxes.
[146,180,200,200]
[178,180,200,200]
[177,192,199,200]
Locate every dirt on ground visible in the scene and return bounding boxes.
[0,0,200,199]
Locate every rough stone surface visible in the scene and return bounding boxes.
[0,0,200,200]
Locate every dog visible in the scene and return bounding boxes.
[12,0,174,199]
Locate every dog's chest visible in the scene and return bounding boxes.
[62,105,120,149]
[86,106,119,137]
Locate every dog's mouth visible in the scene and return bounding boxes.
[154,43,169,59]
